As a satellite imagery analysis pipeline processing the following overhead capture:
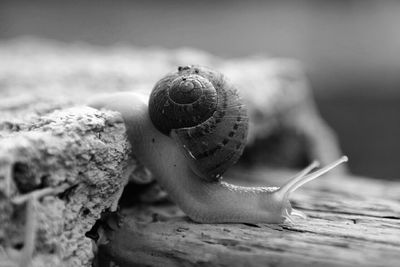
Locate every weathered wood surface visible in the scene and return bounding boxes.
[0,38,399,267]
[95,169,400,267]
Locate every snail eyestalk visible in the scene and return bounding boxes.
[281,160,321,192]
[276,156,348,221]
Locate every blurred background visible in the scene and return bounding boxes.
[1,0,399,179]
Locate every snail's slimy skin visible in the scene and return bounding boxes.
[89,92,347,224]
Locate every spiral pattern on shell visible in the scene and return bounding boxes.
[149,65,249,181]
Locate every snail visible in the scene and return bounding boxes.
[89,65,348,224]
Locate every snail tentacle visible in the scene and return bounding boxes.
[271,157,347,223]
[278,156,348,202]
[290,208,307,219]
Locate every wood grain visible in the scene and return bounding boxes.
[97,171,400,267]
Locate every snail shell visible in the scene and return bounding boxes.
[148,65,249,181]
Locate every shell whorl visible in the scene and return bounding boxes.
[149,66,218,135]
[149,65,249,181]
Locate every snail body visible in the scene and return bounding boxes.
[89,66,347,223]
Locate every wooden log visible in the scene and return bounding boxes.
[96,171,400,267]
